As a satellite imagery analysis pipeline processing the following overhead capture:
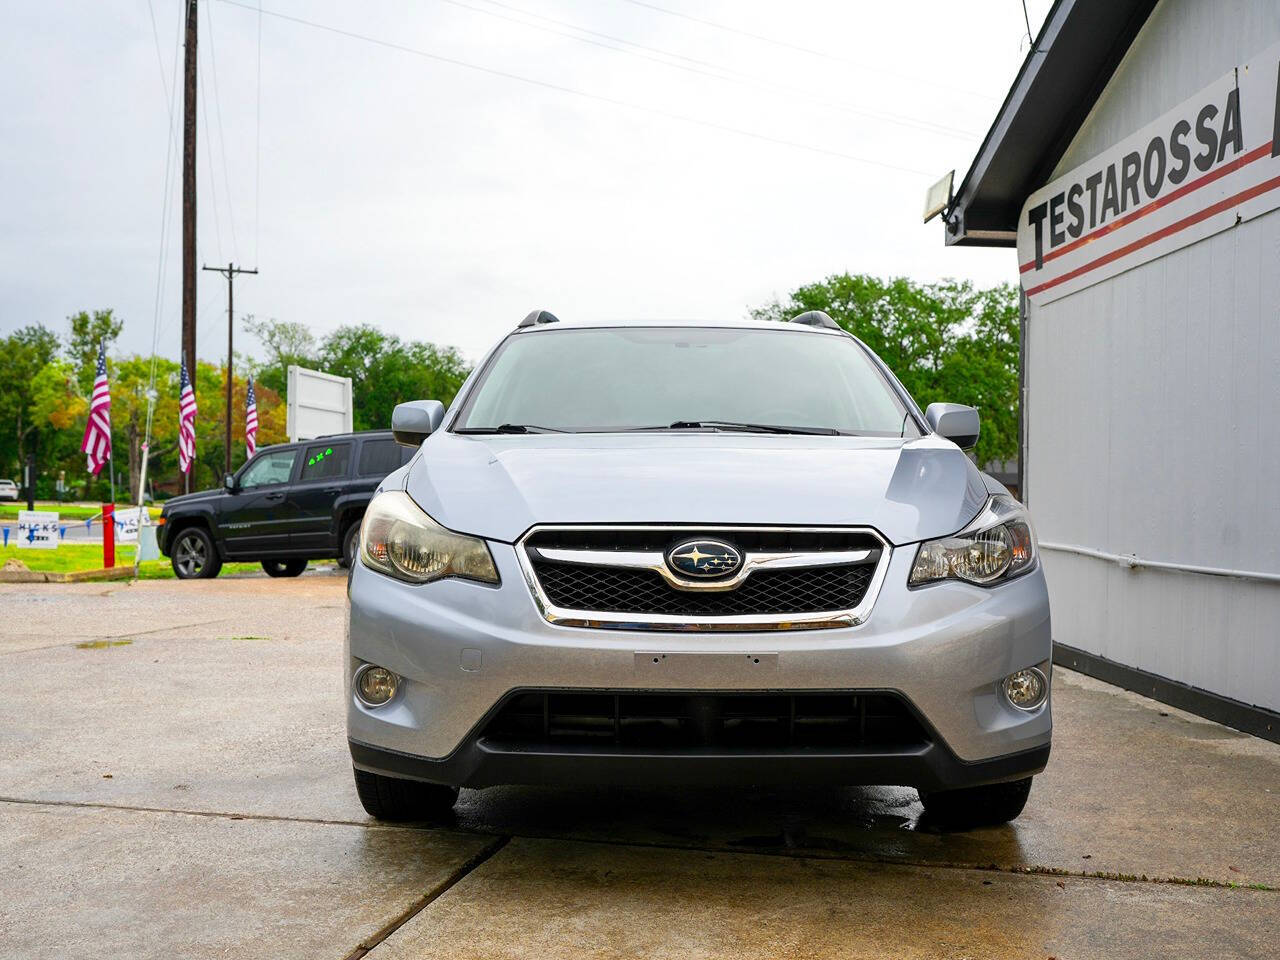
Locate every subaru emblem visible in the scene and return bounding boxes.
[666,539,742,579]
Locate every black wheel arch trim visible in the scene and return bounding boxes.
[333,495,370,539]
[160,511,220,558]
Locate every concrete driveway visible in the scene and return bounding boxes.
[0,576,1276,959]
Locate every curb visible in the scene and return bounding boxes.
[0,566,136,584]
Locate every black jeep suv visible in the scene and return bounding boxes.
[158,431,415,579]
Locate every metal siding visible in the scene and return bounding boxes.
[1027,0,1280,712]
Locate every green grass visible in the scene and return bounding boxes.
[0,542,259,579]
[0,501,162,522]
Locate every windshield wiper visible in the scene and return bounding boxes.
[663,420,843,436]
[456,423,568,434]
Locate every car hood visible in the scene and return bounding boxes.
[161,488,225,510]
[402,432,989,546]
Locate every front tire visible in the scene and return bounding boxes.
[262,559,307,578]
[353,767,458,822]
[339,520,360,569]
[170,527,222,579]
[919,776,1033,828]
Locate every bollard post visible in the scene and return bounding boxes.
[103,503,115,569]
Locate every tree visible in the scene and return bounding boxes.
[752,275,1020,466]
[0,324,61,479]
[104,354,179,501]
[318,324,470,431]
[9,306,464,498]
[30,361,87,430]
[67,309,124,392]
[243,315,317,396]
[158,361,285,494]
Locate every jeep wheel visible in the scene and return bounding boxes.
[919,776,1033,829]
[339,521,361,569]
[262,559,307,578]
[171,527,222,579]
[353,767,458,822]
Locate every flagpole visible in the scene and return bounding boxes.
[133,387,158,580]
[133,441,151,580]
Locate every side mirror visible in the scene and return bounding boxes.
[924,403,980,449]
[392,400,446,447]
[224,473,238,492]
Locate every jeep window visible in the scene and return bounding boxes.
[357,439,408,477]
[458,327,921,436]
[240,449,297,488]
[300,443,351,481]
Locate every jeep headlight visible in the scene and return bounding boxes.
[909,495,1036,587]
[359,491,498,585]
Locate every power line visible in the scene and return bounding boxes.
[198,47,225,262]
[482,0,747,73]
[254,0,262,266]
[443,0,978,141]
[205,0,240,260]
[144,0,174,107]
[216,0,935,177]
[144,0,184,398]
[614,0,999,102]
[140,0,186,507]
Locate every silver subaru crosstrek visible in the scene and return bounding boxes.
[346,311,1051,827]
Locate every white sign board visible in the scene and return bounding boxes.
[18,510,58,550]
[286,365,353,442]
[113,508,141,543]
[1019,41,1280,305]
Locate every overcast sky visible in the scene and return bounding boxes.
[2,0,1051,366]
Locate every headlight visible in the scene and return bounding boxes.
[909,495,1036,587]
[359,491,499,585]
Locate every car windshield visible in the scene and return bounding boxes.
[457,326,920,436]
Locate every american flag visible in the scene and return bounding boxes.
[245,376,258,458]
[178,359,197,475]
[80,341,111,476]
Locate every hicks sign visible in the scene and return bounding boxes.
[1019,41,1280,305]
[18,511,59,550]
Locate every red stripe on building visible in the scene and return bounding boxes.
[1025,172,1280,297]
[1019,141,1273,274]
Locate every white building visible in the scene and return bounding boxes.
[943,0,1280,738]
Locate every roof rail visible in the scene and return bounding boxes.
[788,310,841,331]
[518,309,561,329]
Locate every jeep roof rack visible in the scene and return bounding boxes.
[788,310,841,331]
[518,309,561,329]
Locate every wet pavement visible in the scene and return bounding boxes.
[0,576,1276,958]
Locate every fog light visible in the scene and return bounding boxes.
[354,664,399,707]
[1004,667,1048,711]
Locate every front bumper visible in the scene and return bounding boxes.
[349,735,1049,791]
[345,542,1052,789]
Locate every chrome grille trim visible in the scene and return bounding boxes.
[517,525,891,632]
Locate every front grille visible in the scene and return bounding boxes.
[532,561,873,616]
[482,690,929,751]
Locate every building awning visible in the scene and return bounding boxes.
[943,0,1158,247]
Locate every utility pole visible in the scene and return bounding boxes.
[181,0,198,494]
[203,263,258,475]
